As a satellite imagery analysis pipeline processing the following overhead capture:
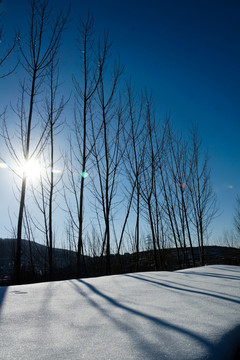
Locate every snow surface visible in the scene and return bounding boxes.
[0,265,239,359]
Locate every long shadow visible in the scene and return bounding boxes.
[125,274,240,305]
[213,324,240,360]
[180,271,240,281]
[207,266,240,274]
[70,281,167,359]
[0,286,8,314]
[76,279,214,353]
[137,272,240,296]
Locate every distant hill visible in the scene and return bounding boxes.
[0,238,239,285]
[0,238,78,284]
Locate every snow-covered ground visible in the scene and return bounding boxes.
[0,265,239,359]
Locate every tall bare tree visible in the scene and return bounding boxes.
[140,95,162,270]
[233,195,240,240]
[166,124,195,266]
[30,57,66,279]
[117,85,146,268]
[188,125,218,265]
[90,59,123,274]
[2,0,68,283]
[64,15,109,277]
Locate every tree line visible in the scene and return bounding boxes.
[0,0,221,284]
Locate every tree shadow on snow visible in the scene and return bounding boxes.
[125,274,240,305]
[207,265,240,275]
[213,324,240,360]
[180,271,240,282]
[70,280,166,359]
[131,272,240,295]
[72,278,216,358]
[0,286,7,314]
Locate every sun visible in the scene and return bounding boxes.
[23,158,42,181]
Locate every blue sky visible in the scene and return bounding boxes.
[0,0,239,243]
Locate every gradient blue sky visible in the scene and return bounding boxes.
[0,0,240,243]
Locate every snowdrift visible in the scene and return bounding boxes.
[0,265,239,359]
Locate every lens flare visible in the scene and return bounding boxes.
[81,171,89,178]
[0,162,8,169]
[177,182,187,189]
[51,169,62,174]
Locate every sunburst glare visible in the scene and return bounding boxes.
[22,158,43,181]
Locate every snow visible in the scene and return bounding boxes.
[0,265,239,359]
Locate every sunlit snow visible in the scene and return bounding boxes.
[0,265,239,359]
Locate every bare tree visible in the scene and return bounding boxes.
[188,125,218,265]
[43,60,65,278]
[233,195,240,240]
[140,94,162,270]
[30,57,66,279]
[221,229,239,248]
[2,0,68,283]
[166,124,195,267]
[154,123,178,266]
[65,15,108,277]
[90,59,123,274]
[117,84,146,269]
